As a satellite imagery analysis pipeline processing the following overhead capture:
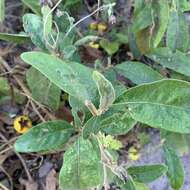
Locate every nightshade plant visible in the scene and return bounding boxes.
[1,0,190,189]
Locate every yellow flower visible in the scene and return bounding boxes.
[13,115,32,134]
[88,41,100,49]
[97,23,107,32]
[89,22,98,30]
[128,146,141,161]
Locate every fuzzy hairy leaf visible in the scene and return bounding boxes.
[21,0,41,15]
[148,47,190,77]
[42,5,52,37]
[166,10,189,52]
[116,79,190,133]
[132,5,152,33]
[23,14,46,49]
[100,39,119,55]
[161,130,190,156]
[21,51,97,106]
[83,106,136,139]
[59,137,103,190]
[127,164,167,183]
[151,0,169,47]
[93,71,115,113]
[164,146,185,190]
[15,120,74,152]
[115,61,163,84]
[0,33,30,44]
[26,67,61,110]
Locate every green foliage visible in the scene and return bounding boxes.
[0,77,25,104]
[166,10,189,52]
[21,51,97,105]
[132,5,152,33]
[0,33,30,44]
[164,146,185,190]
[26,67,61,110]
[119,179,149,190]
[161,130,190,156]
[21,0,41,15]
[148,48,190,77]
[11,0,190,189]
[59,137,103,190]
[14,120,74,152]
[42,5,52,37]
[93,71,115,114]
[100,39,119,55]
[127,164,168,183]
[0,0,5,23]
[23,14,47,50]
[115,61,164,84]
[116,79,190,133]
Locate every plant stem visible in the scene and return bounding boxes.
[103,163,109,190]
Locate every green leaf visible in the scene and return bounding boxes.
[83,106,136,138]
[0,77,25,104]
[21,51,97,105]
[0,33,30,44]
[42,5,52,37]
[164,146,185,190]
[166,10,189,52]
[23,14,46,50]
[127,164,167,183]
[120,179,149,190]
[128,26,142,59]
[132,5,152,33]
[136,1,169,53]
[26,67,61,110]
[83,116,101,139]
[115,79,190,133]
[59,137,103,190]
[93,71,115,113]
[69,95,91,127]
[0,0,5,23]
[115,33,128,44]
[74,35,100,46]
[148,47,190,77]
[101,107,136,135]
[21,0,41,15]
[134,182,149,190]
[100,39,119,55]
[14,120,74,152]
[134,0,145,15]
[151,0,169,47]
[161,130,190,156]
[121,179,136,190]
[115,61,163,84]
[179,0,190,12]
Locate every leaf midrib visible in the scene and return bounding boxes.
[113,101,190,111]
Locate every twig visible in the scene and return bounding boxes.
[30,100,45,122]
[0,166,13,190]
[103,164,109,190]
[0,57,56,121]
[64,3,115,39]
[0,147,12,155]
[96,0,101,19]
[0,132,33,182]
[0,136,18,151]
[43,0,63,49]
[96,134,110,190]
[0,182,10,190]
